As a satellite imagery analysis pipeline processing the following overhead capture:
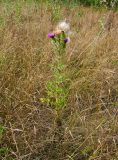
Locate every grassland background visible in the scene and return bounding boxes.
[0,0,118,160]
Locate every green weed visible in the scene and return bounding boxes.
[0,125,5,141]
[41,30,70,112]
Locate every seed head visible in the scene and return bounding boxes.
[56,20,70,34]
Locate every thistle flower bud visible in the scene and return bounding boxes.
[64,37,70,43]
[48,33,55,38]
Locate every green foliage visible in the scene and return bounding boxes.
[0,125,5,141]
[41,31,69,111]
[46,0,118,9]
[14,1,23,23]
[47,0,62,22]
[0,147,9,156]
[0,1,22,23]
[98,17,105,34]
[101,0,118,9]
[79,0,100,6]
[112,60,118,66]
[46,64,69,110]
[0,121,10,159]
[0,16,6,28]
[0,125,8,157]
[81,146,94,158]
[41,61,69,110]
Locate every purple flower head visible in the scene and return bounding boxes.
[48,33,55,39]
[64,37,70,43]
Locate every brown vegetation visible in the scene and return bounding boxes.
[0,1,118,160]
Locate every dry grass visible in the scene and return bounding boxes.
[0,1,118,160]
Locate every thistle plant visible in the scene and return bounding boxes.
[48,20,70,54]
[41,20,71,122]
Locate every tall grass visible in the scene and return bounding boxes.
[0,0,118,159]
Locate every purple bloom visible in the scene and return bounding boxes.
[48,33,55,38]
[64,37,70,43]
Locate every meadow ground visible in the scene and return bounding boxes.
[0,1,118,160]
